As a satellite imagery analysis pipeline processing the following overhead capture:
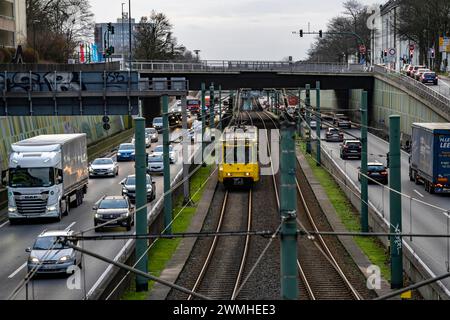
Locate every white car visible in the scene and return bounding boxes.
[131,134,151,148]
[151,145,178,164]
[89,158,119,177]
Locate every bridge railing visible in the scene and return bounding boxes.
[130,60,369,73]
[373,65,450,119]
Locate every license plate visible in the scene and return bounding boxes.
[350,150,357,153]
[233,178,244,185]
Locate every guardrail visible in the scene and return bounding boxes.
[131,60,369,74]
[373,65,450,120]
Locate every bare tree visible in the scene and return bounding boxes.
[26,0,94,62]
[134,11,187,60]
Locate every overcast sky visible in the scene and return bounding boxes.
[90,0,377,61]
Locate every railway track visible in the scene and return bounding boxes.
[188,189,253,300]
[255,109,362,300]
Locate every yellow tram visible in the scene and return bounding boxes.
[218,125,259,187]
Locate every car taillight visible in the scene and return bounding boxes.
[436,183,443,188]
[381,171,388,175]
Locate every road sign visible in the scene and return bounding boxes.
[389,48,396,56]
[359,45,366,54]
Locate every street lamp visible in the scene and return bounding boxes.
[32,19,40,59]
[128,0,132,69]
[121,3,125,59]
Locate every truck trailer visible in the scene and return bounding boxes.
[3,134,89,223]
[409,123,450,194]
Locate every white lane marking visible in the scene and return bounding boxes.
[65,221,76,230]
[0,220,9,228]
[413,189,424,198]
[8,262,27,279]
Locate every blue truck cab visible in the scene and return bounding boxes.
[409,123,450,194]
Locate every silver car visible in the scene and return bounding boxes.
[146,128,159,142]
[26,229,82,275]
[131,133,151,148]
[151,145,178,164]
[148,154,164,174]
[89,158,119,177]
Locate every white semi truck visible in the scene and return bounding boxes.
[3,134,89,223]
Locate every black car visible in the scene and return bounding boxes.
[325,127,344,142]
[93,196,135,232]
[121,174,156,202]
[340,140,362,159]
[358,162,388,185]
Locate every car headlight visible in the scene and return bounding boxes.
[95,213,101,219]
[59,256,71,263]
[122,188,128,193]
[131,151,135,155]
[89,167,93,172]
[8,206,16,213]
[107,168,114,172]
[121,212,129,218]
[117,152,122,156]
[147,186,152,193]
[46,205,57,212]
[29,257,39,264]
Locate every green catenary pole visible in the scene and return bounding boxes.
[280,120,298,300]
[209,83,215,131]
[218,85,222,131]
[316,81,321,166]
[360,91,369,233]
[134,117,148,291]
[201,82,206,165]
[297,88,302,139]
[162,95,172,234]
[305,84,311,154]
[389,114,403,289]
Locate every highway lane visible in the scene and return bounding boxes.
[317,127,450,293]
[0,128,199,300]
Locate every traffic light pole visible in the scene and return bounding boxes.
[315,81,321,166]
[280,120,298,300]
[134,117,148,292]
[360,91,369,233]
[389,115,403,289]
[305,84,311,154]
[162,95,172,234]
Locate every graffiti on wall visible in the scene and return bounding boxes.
[0,71,138,93]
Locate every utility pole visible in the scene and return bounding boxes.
[305,84,311,154]
[389,114,403,289]
[218,85,222,131]
[134,117,148,291]
[162,95,172,234]
[209,83,215,132]
[181,95,190,205]
[297,88,302,139]
[360,91,369,233]
[315,81,321,166]
[280,120,298,300]
[201,83,206,166]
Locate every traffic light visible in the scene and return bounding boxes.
[102,115,110,131]
[107,22,112,32]
[299,29,303,37]
[111,26,115,34]
[384,50,387,57]
[109,46,114,54]
[319,30,323,38]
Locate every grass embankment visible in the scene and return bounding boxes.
[122,165,213,300]
[298,142,390,280]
